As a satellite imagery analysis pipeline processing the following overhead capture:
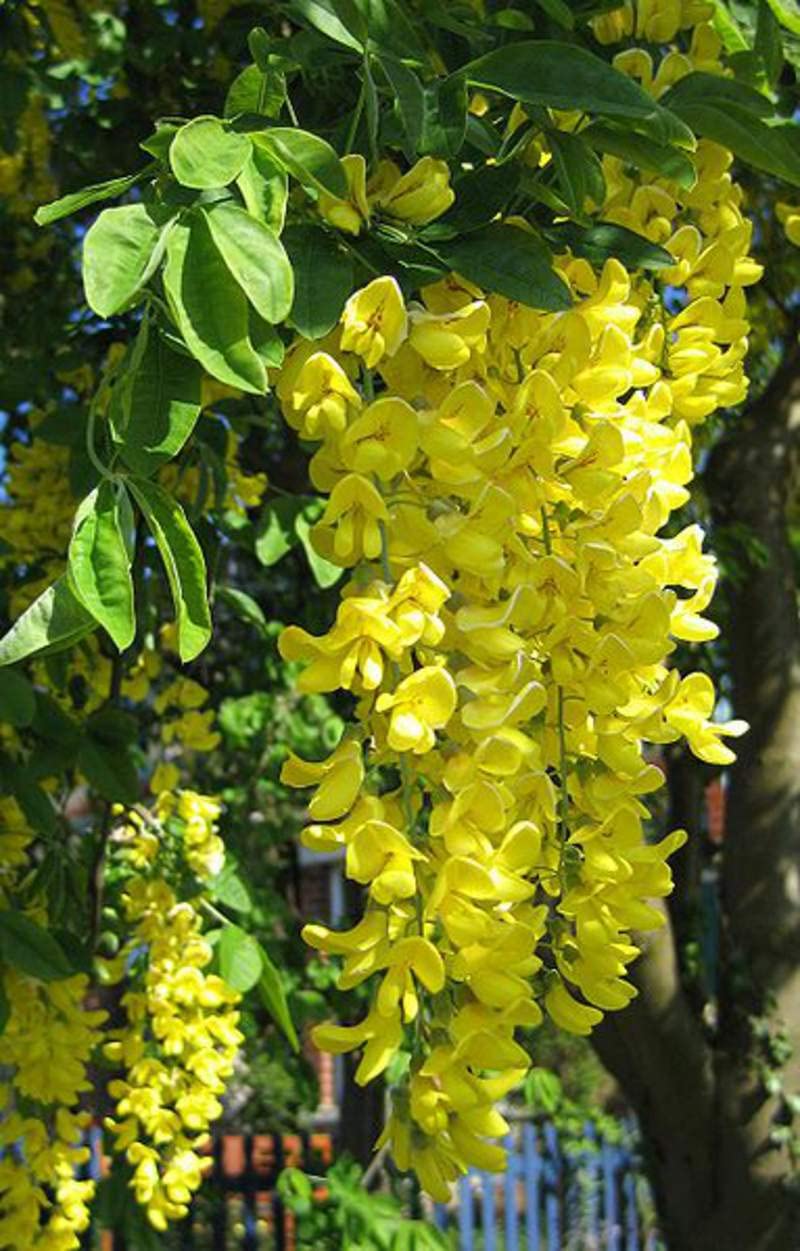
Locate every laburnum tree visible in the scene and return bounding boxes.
[2,2,800,1250]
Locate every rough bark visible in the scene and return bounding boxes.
[592,352,800,1251]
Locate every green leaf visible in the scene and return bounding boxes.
[0,577,95,667]
[217,586,267,632]
[235,147,288,233]
[0,912,72,981]
[140,122,180,161]
[283,225,354,339]
[169,116,252,190]
[87,707,139,746]
[766,0,800,35]
[379,56,425,155]
[463,41,694,148]
[492,7,534,29]
[255,496,304,565]
[219,924,263,992]
[289,0,365,49]
[532,0,574,28]
[253,128,348,199]
[757,0,784,87]
[420,74,468,158]
[0,671,36,727]
[203,201,294,324]
[83,204,161,319]
[548,130,606,216]
[113,324,203,475]
[583,123,697,190]
[295,509,344,587]
[31,693,81,748]
[209,863,252,914]
[257,942,299,1050]
[711,0,750,52]
[661,71,774,118]
[68,482,135,650]
[11,773,58,836]
[77,735,139,804]
[434,163,520,234]
[127,477,212,662]
[250,311,286,369]
[549,221,674,271]
[34,168,153,226]
[662,75,800,185]
[435,224,572,312]
[224,63,286,119]
[163,218,267,394]
[353,0,427,59]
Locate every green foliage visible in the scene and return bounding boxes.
[279,1159,449,1251]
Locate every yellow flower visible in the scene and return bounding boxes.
[283,350,362,440]
[544,980,604,1036]
[281,739,364,820]
[340,396,419,480]
[341,276,408,367]
[777,201,800,247]
[409,299,490,370]
[317,153,370,235]
[311,473,389,565]
[376,666,458,754]
[374,156,455,225]
[312,1006,404,1084]
[665,673,747,764]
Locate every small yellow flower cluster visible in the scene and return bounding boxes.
[0,93,56,220]
[593,0,713,45]
[105,792,242,1230]
[0,796,33,878]
[277,7,751,1200]
[0,438,74,608]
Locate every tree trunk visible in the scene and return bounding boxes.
[592,353,800,1250]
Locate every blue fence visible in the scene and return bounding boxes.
[434,1120,662,1251]
[78,1120,659,1249]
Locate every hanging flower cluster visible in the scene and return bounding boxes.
[279,5,751,1199]
[103,792,242,1231]
[0,797,107,1251]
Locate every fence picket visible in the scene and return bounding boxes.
[481,1171,497,1251]
[503,1135,520,1251]
[623,1170,640,1251]
[602,1141,621,1251]
[522,1121,541,1251]
[542,1122,561,1251]
[583,1122,601,1250]
[458,1173,475,1251]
